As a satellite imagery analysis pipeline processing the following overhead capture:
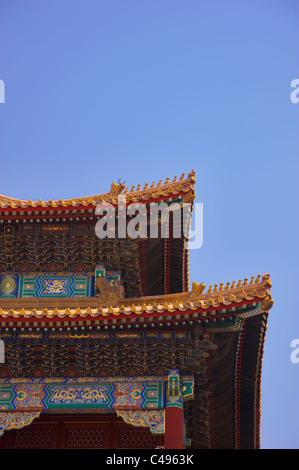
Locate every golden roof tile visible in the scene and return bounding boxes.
[0,273,273,322]
[0,171,196,209]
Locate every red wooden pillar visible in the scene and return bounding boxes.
[164,370,185,449]
[164,405,185,449]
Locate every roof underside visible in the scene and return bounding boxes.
[0,275,273,448]
[0,312,269,449]
[0,172,195,297]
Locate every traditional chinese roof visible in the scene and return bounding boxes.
[0,170,274,449]
[0,171,195,211]
[0,273,273,323]
[0,273,273,449]
[0,172,195,297]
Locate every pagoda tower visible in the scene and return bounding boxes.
[0,171,273,449]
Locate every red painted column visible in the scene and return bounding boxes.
[164,405,185,449]
[164,369,185,449]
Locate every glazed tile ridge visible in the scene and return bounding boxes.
[0,273,273,320]
[0,171,196,209]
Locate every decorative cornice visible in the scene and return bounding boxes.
[0,411,41,436]
[116,410,165,435]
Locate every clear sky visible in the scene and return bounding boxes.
[0,0,298,449]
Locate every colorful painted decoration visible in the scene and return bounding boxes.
[0,411,41,436]
[116,410,165,435]
[18,273,93,298]
[0,275,19,298]
[0,376,171,413]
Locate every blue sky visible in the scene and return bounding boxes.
[0,0,298,448]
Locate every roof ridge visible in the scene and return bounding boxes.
[0,171,196,208]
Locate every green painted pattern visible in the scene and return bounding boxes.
[18,274,92,298]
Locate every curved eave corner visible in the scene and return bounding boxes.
[0,273,273,325]
[0,170,196,210]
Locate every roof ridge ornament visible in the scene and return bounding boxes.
[108,180,126,197]
[189,282,206,300]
